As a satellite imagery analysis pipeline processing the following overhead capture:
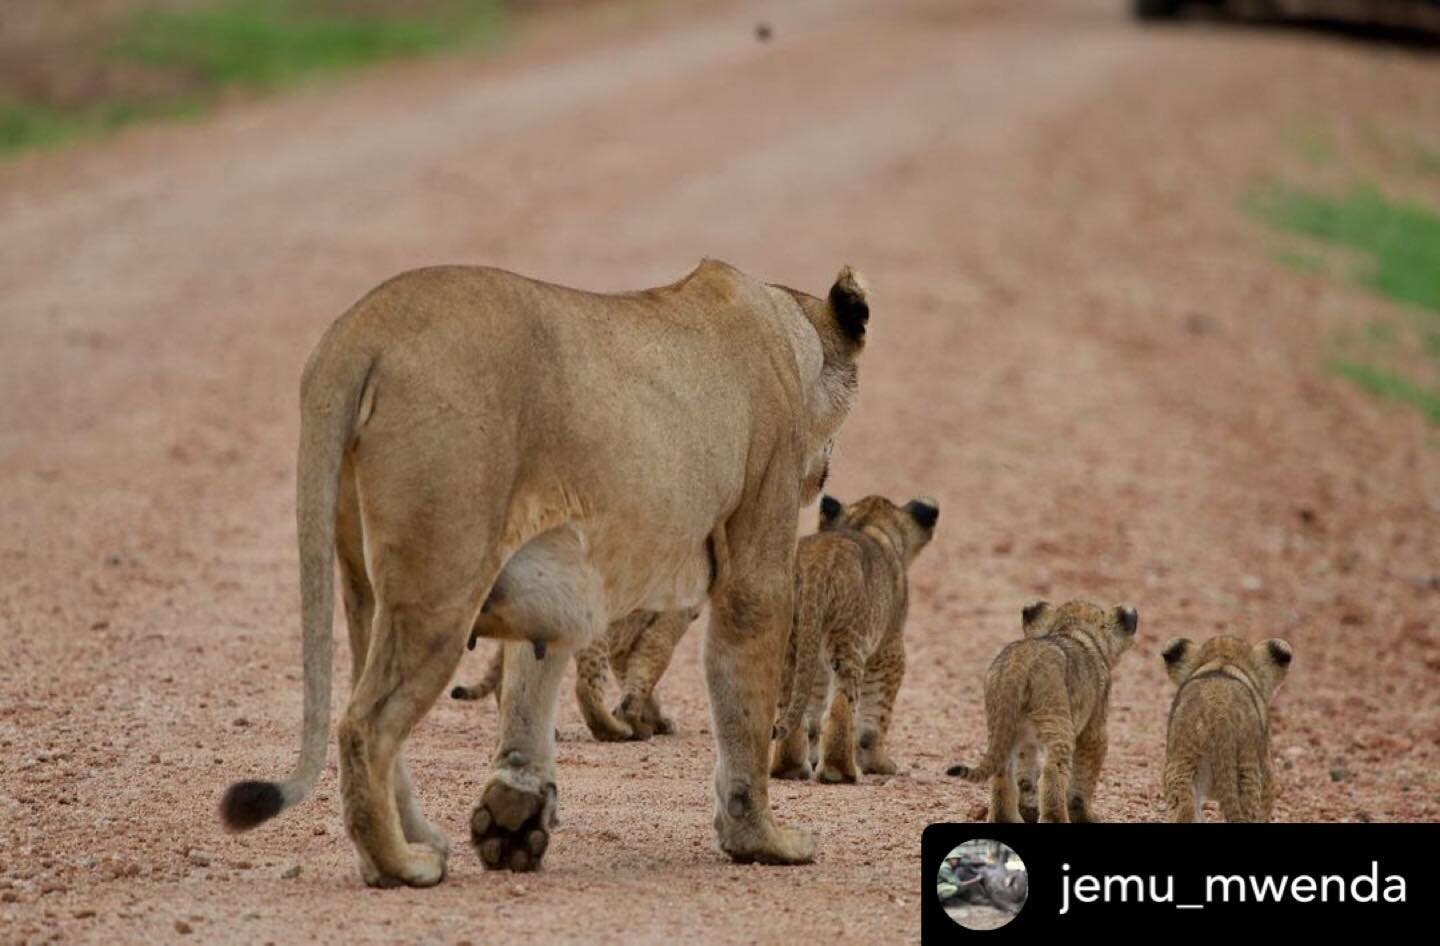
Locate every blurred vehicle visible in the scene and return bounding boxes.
[1134,0,1440,29]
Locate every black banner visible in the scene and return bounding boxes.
[921,823,1436,940]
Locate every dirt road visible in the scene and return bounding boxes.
[2,0,1438,942]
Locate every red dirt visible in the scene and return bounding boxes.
[2,0,1438,942]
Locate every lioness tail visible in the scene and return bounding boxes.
[220,334,374,832]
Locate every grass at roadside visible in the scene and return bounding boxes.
[0,0,504,155]
[1248,181,1440,425]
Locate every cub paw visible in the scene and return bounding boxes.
[815,763,858,785]
[859,752,898,776]
[770,761,813,781]
[470,778,558,873]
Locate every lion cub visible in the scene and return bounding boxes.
[1161,635,1292,822]
[946,600,1138,823]
[452,608,699,742]
[770,493,939,784]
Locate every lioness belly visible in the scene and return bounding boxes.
[479,521,709,648]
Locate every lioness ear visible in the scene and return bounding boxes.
[904,498,939,530]
[828,265,869,344]
[819,494,843,528]
[1021,600,1050,635]
[1160,637,1192,683]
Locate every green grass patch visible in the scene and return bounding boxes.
[1250,181,1440,425]
[1247,183,1440,315]
[0,98,204,154]
[0,1,503,156]
[112,1,502,89]
[1329,360,1440,424]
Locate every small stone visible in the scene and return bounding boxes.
[186,852,210,868]
[280,865,301,880]
[1240,575,1263,593]
[175,920,192,935]
[74,910,96,919]
[232,718,249,728]
[149,754,160,764]
[1329,763,1350,783]
[754,22,772,42]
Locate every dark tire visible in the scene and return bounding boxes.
[1133,0,1184,19]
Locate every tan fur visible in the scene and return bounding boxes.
[770,494,938,783]
[455,608,699,742]
[946,600,1138,823]
[220,260,870,885]
[1161,635,1292,822]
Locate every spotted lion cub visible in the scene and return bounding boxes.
[1161,635,1292,822]
[770,493,939,784]
[946,600,1138,823]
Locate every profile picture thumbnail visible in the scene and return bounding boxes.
[936,839,1028,930]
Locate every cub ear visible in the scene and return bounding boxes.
[1160,637,1191,666]
[1116,606,1139,636]
[828,265,869,344]
[819,494,843,527]
[1160,637,1193,682]
[904,498,939,530]
[1021,600,1050,634]
[1262,638,1293,670]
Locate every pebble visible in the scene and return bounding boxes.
[175,920,193,935]
[281,865,301,880]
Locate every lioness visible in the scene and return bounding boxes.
[770,493,938,783]
[219,260,869,886]
[946,600,1138,823]
[453,607,700,742]
[1161,635,1292,822]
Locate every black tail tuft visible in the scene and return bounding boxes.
[451,686,474,701]
[945,763,971,778]
[220,780,284,832]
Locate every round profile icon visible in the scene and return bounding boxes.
[936,839,1028,930]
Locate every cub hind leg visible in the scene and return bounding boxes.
[1067,716,1108,823]
[988,767,1025,824]
[574,631,631,742]
[1036,719,1076,823]
[816,633,863,784]
[770,668,825,780]
[857,632,904,776]
[616,607,697,739]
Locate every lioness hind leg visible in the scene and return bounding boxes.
[339,597,471,888]
[472,640,568,871]
[338,464,449,863]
